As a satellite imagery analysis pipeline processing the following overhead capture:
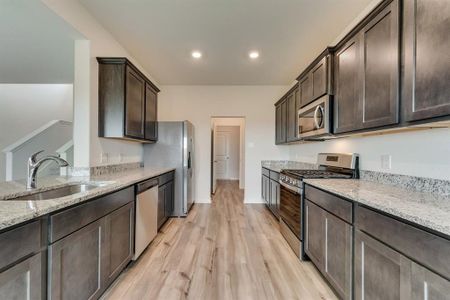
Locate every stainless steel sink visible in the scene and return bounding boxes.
[9,183,105,201]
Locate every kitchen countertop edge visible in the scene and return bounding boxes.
[303,178,450,239]
[0,167,175,232]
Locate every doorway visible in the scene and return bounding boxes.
[211,117,245,195]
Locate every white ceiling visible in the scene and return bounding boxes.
[0,0,83,83]
[79,0,373,85]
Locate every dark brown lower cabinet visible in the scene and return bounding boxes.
[326,213,352,299]
[355,230,450,300]
[305,200,326,269]
[305,200,352,299]
[0,253,43,300]
[410,262,450,300]
[105,202,135,285]
[269,178,280,218]
[49,218,107,300]
[158,179,175,229]
[49,201,135,300]
[261,175,270,206]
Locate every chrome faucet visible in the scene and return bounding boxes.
[27,150,69,189]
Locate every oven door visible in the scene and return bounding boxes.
[279,182,302,240]
[297,95,331,139]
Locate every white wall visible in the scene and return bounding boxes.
[288,128,450,180]
[158,86,290,203]
[42,0,160,168]
[0,84,73,181]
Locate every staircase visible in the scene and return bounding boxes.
[2,120,73,181]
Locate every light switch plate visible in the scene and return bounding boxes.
[381,154,391,170]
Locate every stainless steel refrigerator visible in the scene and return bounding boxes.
[144,121,195,217]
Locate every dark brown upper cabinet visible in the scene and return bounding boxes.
[334,0,399,134]
[297,48,333,108]
[97,57,160,143]
[125,67,145,139]
[334,36,362,134]
[145,84,158,141]
[275,84,299,144]
[299,74,313,108]
[287,85,300,142]
[275,98,287,144]
[403,0,450,123]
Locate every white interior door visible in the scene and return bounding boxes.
[214,132,229,180]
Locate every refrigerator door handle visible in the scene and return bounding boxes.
[188,151,192,169]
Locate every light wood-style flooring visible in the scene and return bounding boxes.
[102,180,337,300]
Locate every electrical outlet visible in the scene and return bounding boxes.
[381,154,391,170]
[100,153,108,164]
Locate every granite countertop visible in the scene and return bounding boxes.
[303,179,450,238]
[261,160,317,172]
[0,167,175,231]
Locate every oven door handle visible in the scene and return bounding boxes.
[279,180,301,194]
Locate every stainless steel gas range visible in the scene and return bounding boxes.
[278,153,359,259]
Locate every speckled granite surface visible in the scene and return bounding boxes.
[360,170,450,196]
[0,167,174,231]
[303,179,450,237]
[261,160,317,172]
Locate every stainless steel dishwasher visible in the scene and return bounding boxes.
[133,178,158,260]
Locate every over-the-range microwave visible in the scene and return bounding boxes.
[297,95,333,140]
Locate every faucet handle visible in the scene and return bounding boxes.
[29,150,45,164]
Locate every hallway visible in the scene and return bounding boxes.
[103,180,337,300]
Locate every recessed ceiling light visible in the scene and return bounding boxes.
[191,51,202,59]
[249,51,259,59]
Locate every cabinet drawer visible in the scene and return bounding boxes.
[137,178,158,194]
[262,168,270,177]
[355,205,450,279]
[0,220,42,271]
[269,170,279,181]
[159,171,174,186]
[304,185,353,223]
[49,186,134,243]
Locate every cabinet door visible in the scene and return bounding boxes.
[49,218,107,300]
[265,176,270,206]
[410,262,450,300]
[105,202,134,285]
[305,200,326,269]
[312,57,328,100]
[165,181,174,217]
[299,75,313,108]
[286,90,298,142]
[261,176,265,201]
[280,100,287,143]
[403,0,450,122]
[361,0,399,129]
[275,104,283,144]
[334,36,362,133]
[270,179,280,217]
[354,230,410,300]
[145,84,158,141]
[325,212,353,300]
[0,253,43,300]
[157,185,167,229]
[125,66,145,139]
